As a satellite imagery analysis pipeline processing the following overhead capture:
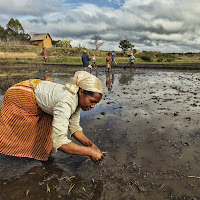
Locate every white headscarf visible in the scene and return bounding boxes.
[65,71,103,95]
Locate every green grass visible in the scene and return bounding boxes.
[0,45,200,66]
[1,55,200,66]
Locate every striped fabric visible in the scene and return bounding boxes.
[0,79,53,161]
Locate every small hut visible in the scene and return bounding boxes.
[30,33,52,48]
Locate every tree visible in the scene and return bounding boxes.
[6,18,25,41]
[20,33,31,41]
[90,35,104,50]
[119,39,134,54]
[0,18,30,44]
[5,18,30,42]
[0,25,7,41]
[55,40,72,47]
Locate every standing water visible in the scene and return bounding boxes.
[0,66,200,200]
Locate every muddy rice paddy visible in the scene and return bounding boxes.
[0,66,200,200]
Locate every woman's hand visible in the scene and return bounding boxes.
[89,143,101,153]
[89,147,103,164]
[59,142,103,164]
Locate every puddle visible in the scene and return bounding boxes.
[0,66,200,199]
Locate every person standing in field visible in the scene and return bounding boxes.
[91,54,96,69]
[42,47,48,62]
[106,52,112,72]
[0,71,103,163]
[82,50,91,71]
[112,50,117,65]
[130,52,135,68]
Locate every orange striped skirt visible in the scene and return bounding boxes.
[0,79,53,161]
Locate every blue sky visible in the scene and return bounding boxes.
[0,0,200,53]
[62,0,124,9]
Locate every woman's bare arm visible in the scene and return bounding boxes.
[58,141,102,163]
[72,131,101,152]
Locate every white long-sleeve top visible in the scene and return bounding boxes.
[34,81,82,151]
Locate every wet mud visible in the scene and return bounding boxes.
[0,67,200,200]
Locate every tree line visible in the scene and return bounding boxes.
[0,18,31,44]
[90,35,135,54]
[54,35,135,54]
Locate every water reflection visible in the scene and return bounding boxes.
[0,70,66,95]
[119,68,135,85]
[0,65,81,96]
[1,67,200,199]
[106,71,114,91]
[40,67,53,82]
[0,75,39,95]
[0,155,104,200]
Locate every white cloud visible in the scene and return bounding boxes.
[0,0,63,16]
[0,0,200,52]
[151,19,184,32]
[148,32,183,42]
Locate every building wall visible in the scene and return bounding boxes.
[31,34,52,48]
[31,41,43,47]
[43,35,52,48]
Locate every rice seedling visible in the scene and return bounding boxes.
[59,175,76,181]
[68,184,75,194]
[26,189,30,196]
[188,175,200,179]
[85,156,91,163]
[82,186,86,192]
[46,184,51,193]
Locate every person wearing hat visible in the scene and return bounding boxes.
[82,50,91,71]
[91,54,96,69]
[106,52,112,72]
[0,71,103,163]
